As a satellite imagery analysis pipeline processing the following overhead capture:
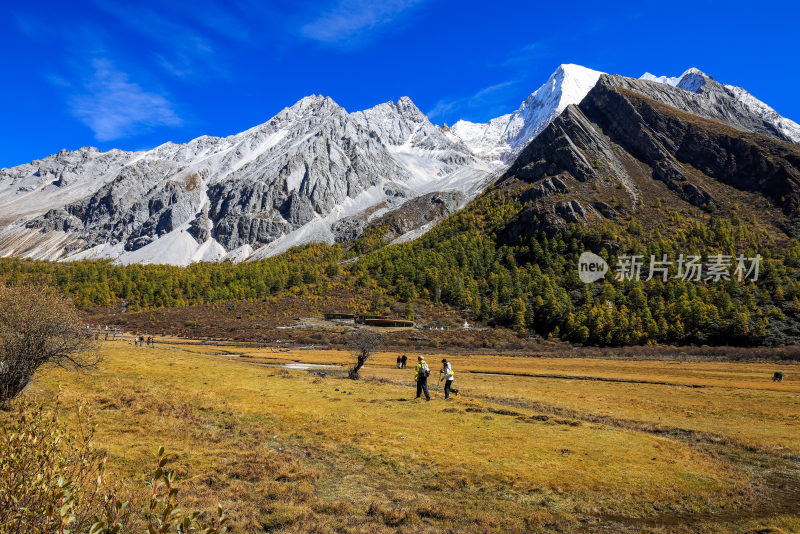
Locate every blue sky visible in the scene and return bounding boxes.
[2,0,798,168]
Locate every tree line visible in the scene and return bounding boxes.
[2,191,800,346]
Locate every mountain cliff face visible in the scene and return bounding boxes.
[496,74,800,239]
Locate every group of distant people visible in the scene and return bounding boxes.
[133,335,154,347]
[397,354,459,401]
[85,324,123,333]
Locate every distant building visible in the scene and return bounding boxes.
[323,313,355,320]
[355,314,386,325]
[362,318,414,328]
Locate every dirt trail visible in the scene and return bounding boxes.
[470,369,708,388]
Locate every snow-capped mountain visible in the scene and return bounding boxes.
[0,95,498,265]
[1,63,798,266]
[640,68,800,144]
[447,64,604,163]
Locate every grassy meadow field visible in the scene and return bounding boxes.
[16,340,800,533]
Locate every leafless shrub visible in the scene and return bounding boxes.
[348,330,382,380]
[0,285,99,407]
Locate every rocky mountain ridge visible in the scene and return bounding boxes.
[496,74,800,240]
[0,64,798,266]
[0,94,498,265]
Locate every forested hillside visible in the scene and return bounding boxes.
[0,244,345,310]
[353,188,800,346]
[2,183,800,346]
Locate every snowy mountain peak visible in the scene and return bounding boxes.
[641,67,707,88]
[554,63,600,79]
[640,72,680,86]
[287,94,340,114]
[681,67,708,77]
[449,64,604,163]
[353,96,432,146]
[396,95,417,110]
[394,96,429,123]
[640,68,800,144]
[676,68,710,92]
[641,67,708,89]
[526,64,604,114]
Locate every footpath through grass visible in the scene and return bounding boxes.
[22,341,800,533]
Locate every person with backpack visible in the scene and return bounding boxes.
[400,354,407,368]
[414,356,431,401]
[440,358,459,399]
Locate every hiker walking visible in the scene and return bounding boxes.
[440,358,459,399]
[414,356,431,401]
[400,354,407,369]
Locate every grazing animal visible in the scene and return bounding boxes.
[773,372,784,382]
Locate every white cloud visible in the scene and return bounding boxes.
[69,59,182,141]
[426,99,458,121]
[93,2,224,79]
[473,80,516,99]
[12,11,38,37]
[427,79,518,121]
[300,0,426,45]
[501,42,546,67]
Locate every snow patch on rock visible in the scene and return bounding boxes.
[641,68,800,144]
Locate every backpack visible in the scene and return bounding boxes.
[420,362,430,378]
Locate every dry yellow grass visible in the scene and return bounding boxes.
[234,347,800,455]
[18,340,800,532]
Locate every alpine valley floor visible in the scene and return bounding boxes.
[14,340,800,533]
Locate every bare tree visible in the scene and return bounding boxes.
[348,330,382,380]
[0,285,99,407]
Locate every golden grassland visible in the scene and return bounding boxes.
[244,348,800,457]
[17,340,800,533]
